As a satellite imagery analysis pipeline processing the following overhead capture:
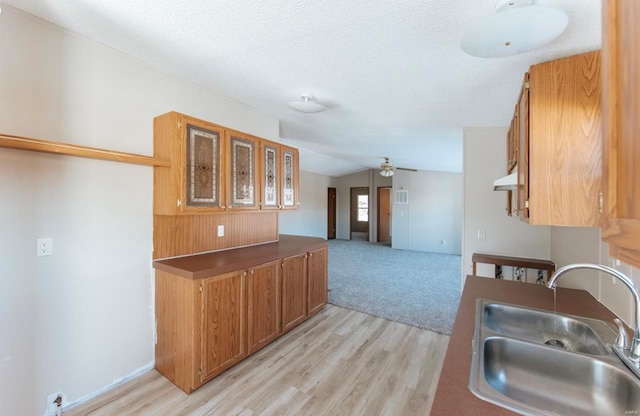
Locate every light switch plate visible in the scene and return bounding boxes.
[217,225,224,237]
[477,229,486,240]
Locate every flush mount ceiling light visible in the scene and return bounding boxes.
[287,93,327,113]
[379,157,394,177]
[461,0,568,58]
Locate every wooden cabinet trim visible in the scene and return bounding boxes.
[601,0,640,268]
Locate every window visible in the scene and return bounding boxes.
[357,195,368,222]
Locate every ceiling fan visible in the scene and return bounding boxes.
[379,157,417,177]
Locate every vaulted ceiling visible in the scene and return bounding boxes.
[4,0,601,176]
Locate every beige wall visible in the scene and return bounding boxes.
[0,7,279,414]
[551,227,640,327]
[462,127,640,326]
[392,169,463,255]
[462,127,551,282]
[279,170,337,238]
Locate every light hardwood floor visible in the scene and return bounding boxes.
[67,305,449,416]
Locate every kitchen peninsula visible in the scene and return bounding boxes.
[153,235,328,393]
[431,276,624,415]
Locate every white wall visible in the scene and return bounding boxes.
[0,7,279,414]
[551,227,640,327]
[392,170,463,255]
[279,170,337,238]
[462,128,551,282]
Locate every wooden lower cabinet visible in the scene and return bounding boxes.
[308,248,328,316]
[247,260,281,354]
[200,270,247,381]
[154,241,328,394]
[155,269,247,394]
[282,253,308,332]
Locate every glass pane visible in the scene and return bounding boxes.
[357,195,368,222]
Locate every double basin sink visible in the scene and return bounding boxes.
[469,299,640,415]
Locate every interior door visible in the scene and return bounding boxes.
[327,187,336,239]
[377,187,391,242]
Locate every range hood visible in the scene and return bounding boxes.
[493,170,518,191]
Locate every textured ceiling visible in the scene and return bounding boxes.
[3,0,601,176]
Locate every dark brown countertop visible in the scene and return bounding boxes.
[431,276,621,415]
[153,234,328,279]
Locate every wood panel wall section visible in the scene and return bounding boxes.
[153,212,278,259]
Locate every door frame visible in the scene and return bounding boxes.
[350,187,369,239]
[327,187,336,239]
[377,186,392,242]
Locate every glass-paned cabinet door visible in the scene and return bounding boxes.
[186,124,221,208]
[262,143,279,209]
[281,147,298,209]
[229,134,258,209]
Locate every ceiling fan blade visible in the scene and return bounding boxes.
[396,167,418,172]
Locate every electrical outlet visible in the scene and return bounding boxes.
[37,238,53,256]
[45,392,64,416]
[217,225,224,237]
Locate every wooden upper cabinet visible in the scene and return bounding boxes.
[226,130,260,210]
[517,73,530,222]
[154,112,226,214]
[260,141,280,210]
[153,111,299,214]
[280,145,300,210]
[516,51,602,226]
[601,0,640,267]
[200,270,247,382]
[507,105,518,174]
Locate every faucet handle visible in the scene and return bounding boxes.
[615,318,628,349]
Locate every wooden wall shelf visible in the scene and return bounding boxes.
[0,133,170,167]
[472,252,556,280]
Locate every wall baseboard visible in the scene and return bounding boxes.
[61,361,155,413]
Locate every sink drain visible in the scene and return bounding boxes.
[544,339,566,349]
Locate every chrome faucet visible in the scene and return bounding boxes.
[547,263,640,365]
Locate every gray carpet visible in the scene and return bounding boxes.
[328,239,461,335]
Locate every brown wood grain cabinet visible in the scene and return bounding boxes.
[280,145,300,210]
[155,269,247,394]
[154,237,328,393]
[308,247,328,316]
[154,112,226,214]
[260,141,281,210]
[226,130,260,211]
[247,260,281,354]
[200,270,247,382]
[509,51,602,226]
[153,111,298,214]
[516,72,530,221]
[601,0,640,268]
[282,253,308,332]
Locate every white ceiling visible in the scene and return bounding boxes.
[3,0,601,177]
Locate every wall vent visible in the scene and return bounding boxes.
[395,190,409,204]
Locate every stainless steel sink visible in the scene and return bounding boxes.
[469,299,640,415]
[483,302,610,355]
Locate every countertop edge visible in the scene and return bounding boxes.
[153,235,328,280]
